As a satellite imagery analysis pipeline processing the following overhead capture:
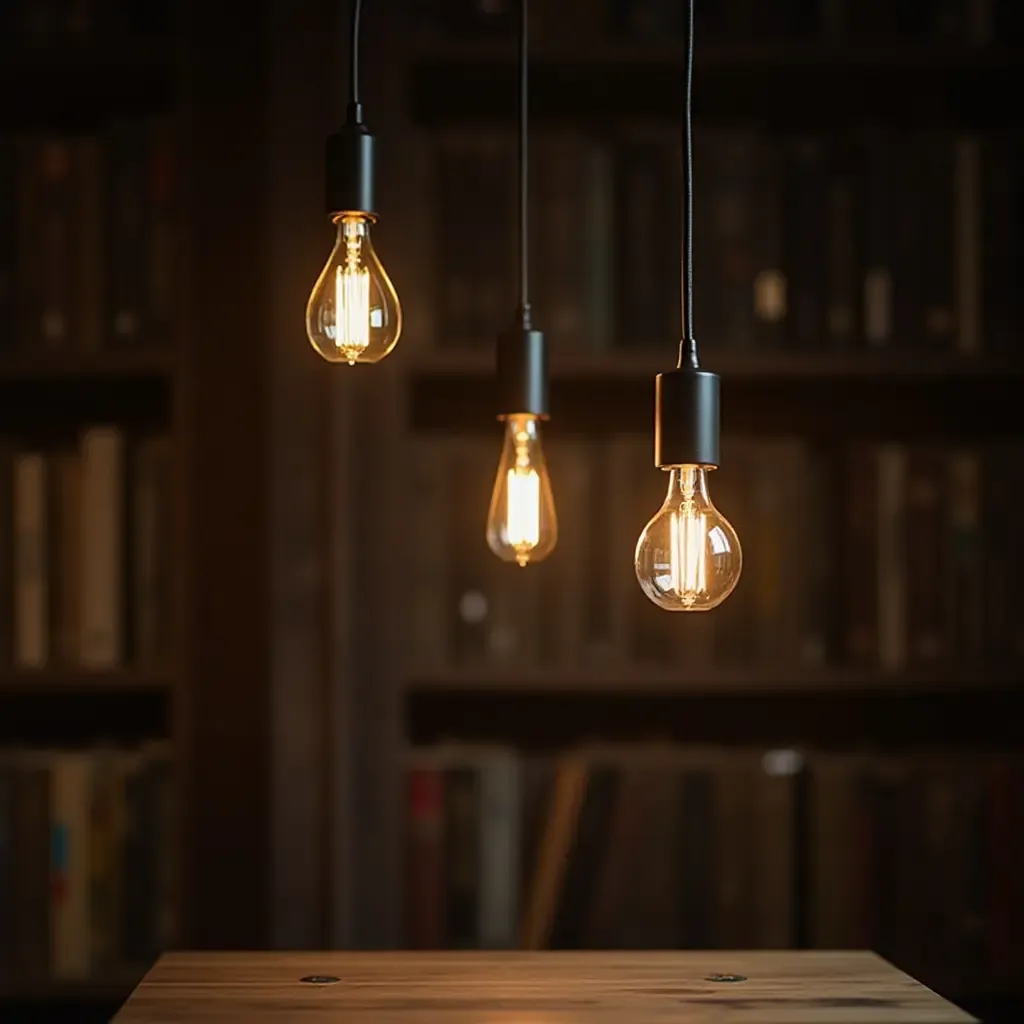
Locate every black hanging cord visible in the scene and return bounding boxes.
[349,0,363,107]
[679,0,698,369]
[518,0,530,323]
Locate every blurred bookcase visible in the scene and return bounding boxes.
[368,0,1024,1019]
[2,0,1022,1021]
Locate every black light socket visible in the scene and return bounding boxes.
[325,102,375,217]
[654,366,720,468]
[496,325,548,419]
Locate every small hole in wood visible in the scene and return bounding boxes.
[300,975,340,985]
[705,974,747,983]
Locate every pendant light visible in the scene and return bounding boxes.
[634,0,742,611]
[306,0,402,364]
[485,0,557,567]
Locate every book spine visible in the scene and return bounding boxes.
[105,121,150,347]
[13,762,51,980]
[147,118,178,347]
[79,426,125,667]
[876,444,908,672]
[443,765,480,948]
[13,451,49,668]
[859,129,894,349]
[53,448,82,666]
[824,138,859,347]
[477,749,522,949]
[21,138,76,352]
[904,448,946,667]
[405,760,444,949]
[50,752,92,980]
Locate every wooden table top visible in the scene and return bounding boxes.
[112,950,977,1023]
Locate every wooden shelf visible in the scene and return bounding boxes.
[408,349,1024,439]
[0,676,170,744]
[0,349,175,381]
[0,351,174,430]
[408,42,1022,127]
[0,667,172,691]
[408,664,1020,693]
[0,45,175,127]
[407,684,1024,750]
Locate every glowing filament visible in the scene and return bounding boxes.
[506,432,541,564]
[669,470,707,606]
[333,223,370,364]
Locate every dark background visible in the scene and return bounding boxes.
[1,0,1022,1021]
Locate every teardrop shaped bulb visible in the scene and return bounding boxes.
[486,414,557,567]
[305,214,401,364]
[635,465,742,610]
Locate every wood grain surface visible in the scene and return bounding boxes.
[112,951,977,1023]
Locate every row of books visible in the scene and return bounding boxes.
[404,744,1023,995]
[0,121,176,355]
[410,436,1023,674]
[421,0,1009,45]
[0,427,174,671]
[0,742,174,983]
[0,0,171,45]
[430,126,1015,355]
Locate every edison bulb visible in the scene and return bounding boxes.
[305,214,401,364]
[486,414,557,567]
[635,465,741,611]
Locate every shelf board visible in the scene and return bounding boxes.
[0,350,174,430]
[0,348,175,380]
[408,349,1024,439]
[0,667,173,692]
[407,683,1024,750]
[408,42,1022,127]
[0,674,171,744]
[408,664,1020,693]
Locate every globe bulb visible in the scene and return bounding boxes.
[305,214,401,364]
[635,465,741,611]
[486,414,557,567]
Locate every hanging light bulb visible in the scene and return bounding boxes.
[486,413,557,567]
[306,213,401,364]
[635,464,741,611]
[635,0,743,611]
[485,0,556,567]
[306,0,401,364]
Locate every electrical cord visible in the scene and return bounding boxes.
[350,0,363,107]
[518,0,530,323]
[679,0,698,369]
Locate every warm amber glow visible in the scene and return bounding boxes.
[505,464,540,554]
[486,414,557,567]
[635,464,741,611]
[305,214,401,364]
[333,219,371,362]
[669,467,708,604]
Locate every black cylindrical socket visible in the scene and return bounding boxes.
[496,327,548,418]
[325,107,375,217]
[654,367,720,468]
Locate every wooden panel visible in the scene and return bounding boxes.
[113,951,976,1023]
[176,0,272,948]
[265,0,336,950]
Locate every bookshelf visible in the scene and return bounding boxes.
[1,0,1022,1021]
[361,1,1024,1018]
